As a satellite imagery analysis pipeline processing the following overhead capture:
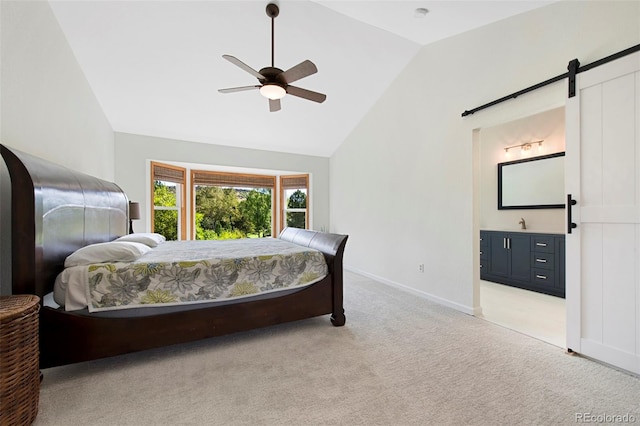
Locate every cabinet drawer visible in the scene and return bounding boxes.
[531,235,554,253]
[531,269,555,288]
[531,252,554,270]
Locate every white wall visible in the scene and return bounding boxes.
[0,1,114,295]
[480,107,566,234]
[114,132,330,235]
[0,0,5,295]
[330,1,640,314]
[0,0,114,179]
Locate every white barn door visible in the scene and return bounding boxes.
[565,51,640,374]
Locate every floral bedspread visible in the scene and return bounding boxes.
[86,239,328,312]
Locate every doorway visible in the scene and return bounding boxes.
[476,107,566,347]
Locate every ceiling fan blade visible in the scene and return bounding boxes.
[222,55,264,79]
[269,99,281,112]
[280,60,318,84]
[218,85,260,94]
[286,85,326,103]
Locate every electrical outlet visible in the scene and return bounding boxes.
[419,263,424,273]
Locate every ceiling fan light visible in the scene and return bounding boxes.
[260,84,286,100]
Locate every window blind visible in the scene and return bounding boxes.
[192,171,275,189]
[280,175,308,190]
[152,163,185,184]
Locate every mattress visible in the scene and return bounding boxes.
[54,238,328,312]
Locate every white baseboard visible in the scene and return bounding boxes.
[345,265,480,316]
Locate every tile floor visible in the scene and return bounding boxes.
[478,280,566,348]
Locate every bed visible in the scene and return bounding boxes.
[0,144,348,368]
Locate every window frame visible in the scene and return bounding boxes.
[190,170,276,239]
[280,174,309,232]
[150,161,187,240]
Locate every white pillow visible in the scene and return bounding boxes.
[64,241,152,267]
[115,232,166,247]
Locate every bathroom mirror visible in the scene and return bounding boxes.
[498,152,565,210]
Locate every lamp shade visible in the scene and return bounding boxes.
[129,201,141,220]
[259,84,286,100]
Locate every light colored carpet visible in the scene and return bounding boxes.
[34,271,640,425]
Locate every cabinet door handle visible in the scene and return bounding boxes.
[536,274,547,280]
[535,242,547,247]
[535,258,547,263]
[479,251,483,255]
[503,237,511,249]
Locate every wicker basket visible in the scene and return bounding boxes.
[0,295,40,426]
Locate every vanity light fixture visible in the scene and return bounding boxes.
[504,140,543,157]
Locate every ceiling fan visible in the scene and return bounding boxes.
[218,3,326,112]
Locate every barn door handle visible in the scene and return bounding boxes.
[567,194,577,234]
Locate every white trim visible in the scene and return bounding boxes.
[345,265,479,316]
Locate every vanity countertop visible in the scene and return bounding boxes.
[481,228,565,235]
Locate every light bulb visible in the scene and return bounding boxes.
[260,84,286,100]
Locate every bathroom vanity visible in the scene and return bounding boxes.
[480,230,565,298]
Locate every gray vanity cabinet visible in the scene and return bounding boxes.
[485,232,530,282]
[480,230,565,298]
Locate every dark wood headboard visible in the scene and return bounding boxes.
[0,145,128,300]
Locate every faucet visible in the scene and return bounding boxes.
[519,218,526,230]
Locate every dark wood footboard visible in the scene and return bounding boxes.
[279,227,347,326]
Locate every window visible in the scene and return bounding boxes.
[280,175,309,231]
[151,162,186,240]
[150,163,310,240]
[191,171,276,239]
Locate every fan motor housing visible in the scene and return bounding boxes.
[259,67,286,86]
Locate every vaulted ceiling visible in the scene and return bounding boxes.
[48,1,553,157]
